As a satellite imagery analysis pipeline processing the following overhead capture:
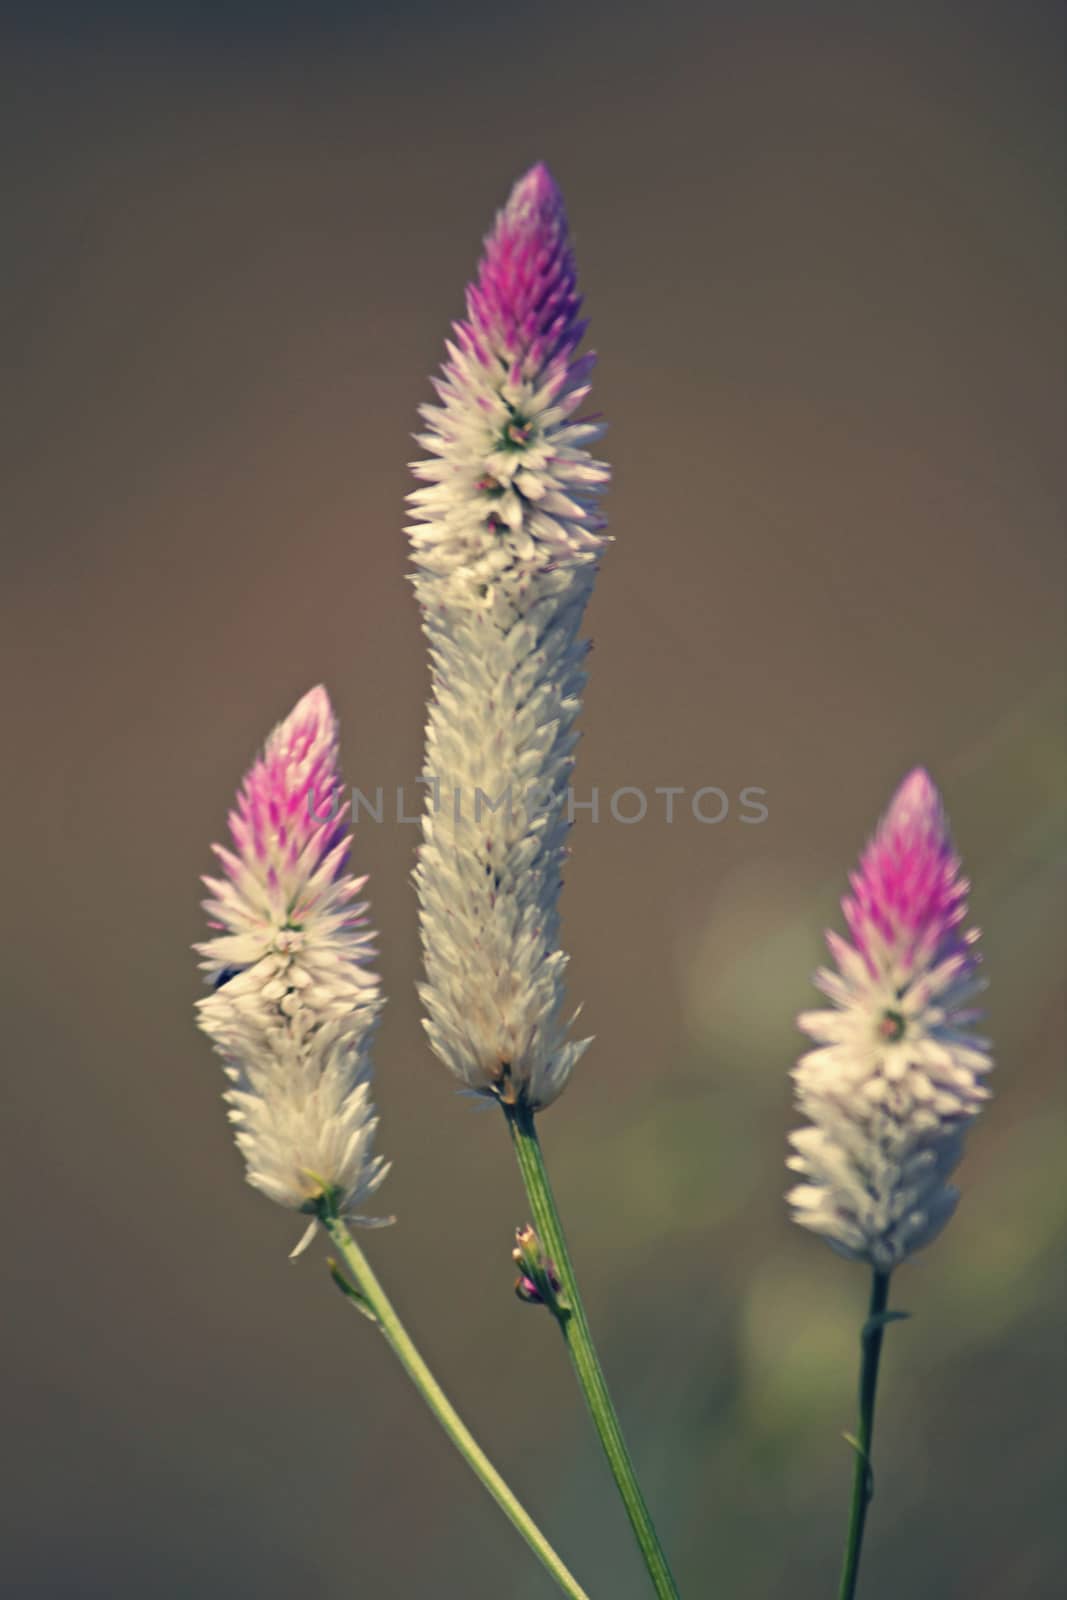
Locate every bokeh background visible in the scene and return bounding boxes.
[3,4,1064,1597]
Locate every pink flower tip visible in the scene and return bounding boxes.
[463,163,581,379]
[843,766,968,978]
[504,161,562,219]
[265,684,336,756]
[883,766,943,834]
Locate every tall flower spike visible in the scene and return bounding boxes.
[788,769,992,1271]
[408,164,610,1112]
[196,687,389,1245]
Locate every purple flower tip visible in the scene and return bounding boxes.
[504,161,562,219]
[465,164,582,380]
[245,685,347,876]
[844,767,970,981]
[884,767,942,833]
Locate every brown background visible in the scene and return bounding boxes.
[3,4,1064,1597]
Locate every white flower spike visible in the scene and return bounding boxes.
[408,163,610,1112]
[196,687,390,1247]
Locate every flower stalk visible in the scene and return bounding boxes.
[320,1195,593,1600]
[838,1270,899,1600]
[506,1104,682,1600]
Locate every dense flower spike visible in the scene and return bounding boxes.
[788,770,992,1271]
[408,164,610,1111]
[196,687,389,1234]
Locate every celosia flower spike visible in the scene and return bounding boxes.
[788,769,992,1272]
[196,687,389,1242]
[408,164,610,1111]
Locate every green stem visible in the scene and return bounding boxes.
[320,1210,592,1600]
[838,1269,891,1600]
[505,1104,682,1600]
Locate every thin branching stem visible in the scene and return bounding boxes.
[321,1209,593,1600]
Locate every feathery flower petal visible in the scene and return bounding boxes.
[409,165,609,1110]
[196,687,389,1227]
[788,769,992,1272]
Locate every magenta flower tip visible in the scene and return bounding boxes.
[275,683,333,738]
[882,766,943,836]
[502,161,563,221]
[464,163,581,381]
[262,684,334,764]
[231,687,348,912]
[844,766,969,982]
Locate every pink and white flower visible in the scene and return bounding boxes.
[196,687,389,1237]
[788,770,992,1271]
[408,164,610,1111]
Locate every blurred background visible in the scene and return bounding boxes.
[2,3,1064,1597]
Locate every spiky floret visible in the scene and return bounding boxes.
[788,769,992,1271]
[196,687,389,1232]
[408,165,610,1111]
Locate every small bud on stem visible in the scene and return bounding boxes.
[512,1223,568,1317]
